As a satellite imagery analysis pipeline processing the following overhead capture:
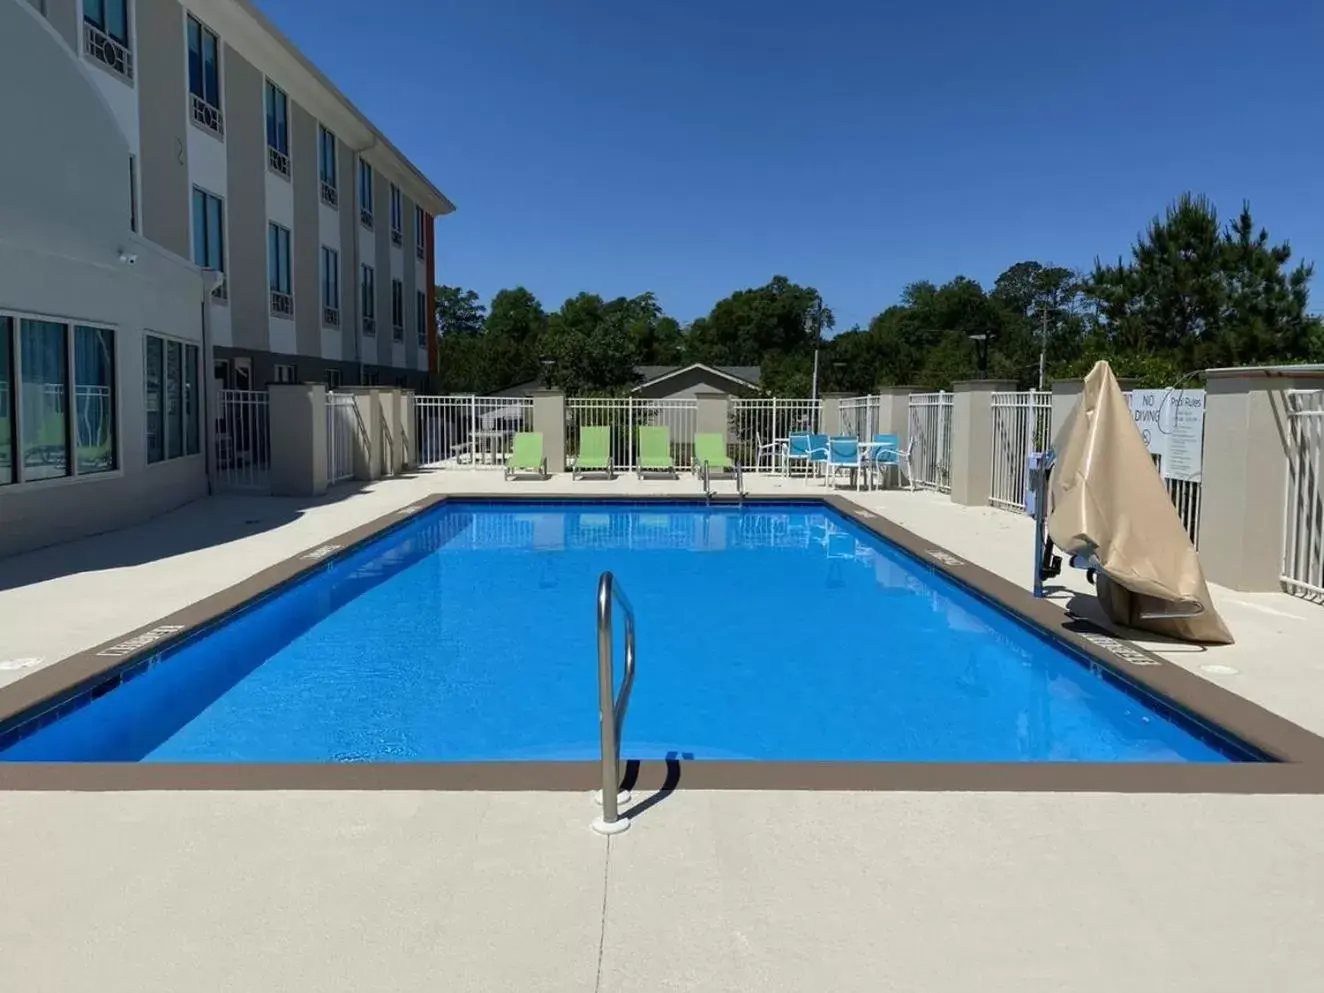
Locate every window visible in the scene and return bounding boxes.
[394,375,408,388]
[191,187,226,300]
[187,16,223,137]
[18,319,70,481]
[320,247,340,327]
[128,155,138,233]
[273,364,296,384]
[416,290,427,346]
[0,317,13,485]
[74,325,116,475]
[264,80,289,177]
[324,368,342,389]
[0,314,119,484]
[391,280,404,341]
[389,184,403,246]
[145,334,199,464]
[414,205,426,260]
[83,0,133,81]
[358,160,373,228]
[360,264,375,335]
[268,223,292,317]
[363,369,380,387]
[318,126,337,207]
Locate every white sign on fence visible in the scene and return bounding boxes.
[1126,388,1206,482]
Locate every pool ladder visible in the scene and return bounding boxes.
[699,460,746,503]
[592,571,637,835]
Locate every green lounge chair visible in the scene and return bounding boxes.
[573,426,613,479]
[636,426,675,478]
[504,432,548,480]
[692,433,734,475]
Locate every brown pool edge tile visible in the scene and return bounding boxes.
[3,490,1323,794]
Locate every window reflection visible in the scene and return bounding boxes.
[74,325,116,474]
[20,318,69,480]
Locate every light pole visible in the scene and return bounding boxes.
[807,294,823,402]
[1037,309,1048,391]
[540,355,555,389]
[968,333,990,378]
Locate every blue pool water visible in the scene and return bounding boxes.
[0,501,1254,763]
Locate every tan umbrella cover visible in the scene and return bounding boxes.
[1048,361,1233,644]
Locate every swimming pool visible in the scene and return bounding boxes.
[0,500,1263,764]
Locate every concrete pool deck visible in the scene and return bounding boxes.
[1,471,1323,990]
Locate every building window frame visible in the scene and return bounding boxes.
[360,263,375,336]
[358,160,374,229]
[83,0,134,83]
[268,222,293,318]
[191,186,227,302]
[272,363,296,385]
[391,279,404,341]
[1,312,123,488]
[264,79,290,178]
[129,154,139,233]
[186,14,224,138]
[321,246,340,327]
[324,368,342,389]
[416,290,427,346]
[144,332,200,466]
[318,125,338,208]
[414,205,427,260]
[389,184,404,246]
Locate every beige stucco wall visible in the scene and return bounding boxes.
[0,2,209,557]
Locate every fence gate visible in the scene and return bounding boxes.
[325,392,356,484]
[415,395,534,468]
[213,389,270,491]
[838,396,879,441]
[1283,389,1324,599]
[727,399,822,471]
[908,392,953,492]
[989,391,1052,512]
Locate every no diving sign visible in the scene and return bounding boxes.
[1125,389,1206,483]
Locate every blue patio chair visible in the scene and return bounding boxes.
[807,433,830,479]
[864,433,917,491]
[785,432,811,476]
[864,433,899,489]
[825,435,863,488]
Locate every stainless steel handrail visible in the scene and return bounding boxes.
[593,571,637,834]
[699,459,712,501]
[733,461,745,498]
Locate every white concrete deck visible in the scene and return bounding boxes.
[2,470,1323,991]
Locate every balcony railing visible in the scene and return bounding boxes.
[362,316,376,336]
[84,23,133,82]
[390,229,403,247]
[320,181,338,208]
[190,94,224,138]
[268,146,290,179]
[360,208,373,229]
[323,306,340,328]
[393,323,404,342]
[270,290,293,318]
[416,243,426,261]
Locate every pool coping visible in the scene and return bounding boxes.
[3,492,1324,794]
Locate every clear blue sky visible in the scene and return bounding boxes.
[258,0,1323,328]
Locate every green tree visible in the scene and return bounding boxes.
[687,276,830,367]
[483,286,548,388]
[433,285,486,337]
[543,293,639,393]
[1083,194,1322,370]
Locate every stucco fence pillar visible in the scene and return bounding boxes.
[532,390,567,473]
[949,379,1016,507]
[268,383,328,497]
[1198,365,1324,592]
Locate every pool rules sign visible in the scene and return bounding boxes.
[1125,388,1206,483]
